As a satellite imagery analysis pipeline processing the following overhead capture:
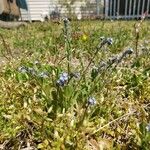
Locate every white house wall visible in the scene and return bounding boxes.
[20,0,50,21]
[20,0,104,21]
[48,0,101,18]
[8,0,150,21]
[30,0,50,21]
[20,8,30,21]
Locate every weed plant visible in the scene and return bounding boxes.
[0,19,150,149]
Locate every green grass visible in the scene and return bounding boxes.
[0,20,150,149]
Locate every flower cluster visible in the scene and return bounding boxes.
[57,72,69,86]
[63,17,70,25]
[100,37,113,46]
[91,48,134,79]
[18,65,49,79]
[18,66,37,75]
[124,48,134,55]
[63,17,70,36]
[118,48,134,62]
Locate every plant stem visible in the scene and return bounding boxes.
[135,28,139,58]
[68,43,103,102]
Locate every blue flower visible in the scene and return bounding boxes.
[18,66,28,74]
[61,72,69,80]
[106,38,113,45]
[88,97,96,106]
[120,48,134,60]
[57,72,69,86]
[63,17,70,24]
[56,79,65,86]
[101,37,113,46]
[125,48,134,55]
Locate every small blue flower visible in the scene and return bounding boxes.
[38,72,49,78]
[121,48,134,59]
[18,66,28,74]
[101,37,113,46]
[146,123,150,132]
[57,72,69,86]
[56,79,65,86]
[61,72,69,80]
[63,17,70,24]
[88,97,96,106]
[106,38,113,45]
[125,48,134,55]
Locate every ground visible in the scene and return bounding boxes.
[0,20,150,149]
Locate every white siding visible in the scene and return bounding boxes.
[48,0,102,18]
[20,0,103,21]
[9,0,150,21]
[20,8,30,21]
[20,0,50,21]
[28,0,50,20]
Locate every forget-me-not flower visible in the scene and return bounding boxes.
[57,72,69,86]
[88,97,96,106]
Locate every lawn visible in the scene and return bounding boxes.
[0,19,150,149]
